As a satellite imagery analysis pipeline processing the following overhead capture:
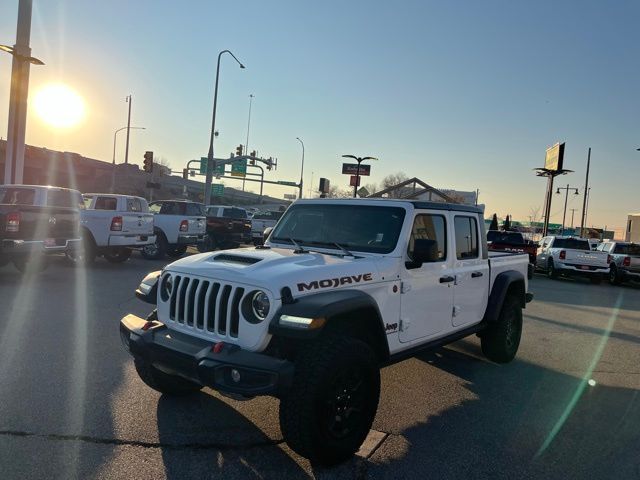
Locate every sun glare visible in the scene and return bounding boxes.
[33,84,85,128]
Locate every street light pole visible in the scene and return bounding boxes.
[342,155,377,198]
[204,50,245,206]
[556,184,579,235]
[296,137,305,199]
[242,94,254,192]
[113,126,145,164]
[124,95,132,164]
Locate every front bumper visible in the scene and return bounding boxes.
[120,314,293,397]
[108,234,156,247]
[176,234,205,246]
[1,237,82,255]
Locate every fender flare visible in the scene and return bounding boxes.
[269,289,389,358]
[483,270,526,324]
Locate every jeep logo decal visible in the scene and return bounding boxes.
[297,273,373,292]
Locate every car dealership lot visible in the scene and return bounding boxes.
[0,255,638,479]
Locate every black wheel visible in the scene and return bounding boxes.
[166,245,187,258]
[481,294,522,363]
[279,335,380,466]
[141,232,167,260]
[547,260,558,279]
[104,247,132,263]
[134,357,202,396]
[66,232,96,266]
[13,256,49,274]
[197,234,217,253]
[590,275,602,285]
[609,265,622,285]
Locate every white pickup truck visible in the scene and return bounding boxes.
[120,198,532,465]
[250,210,284,245]
[68,194,155,264]
[536,235,610,283]
[141,200,206,260]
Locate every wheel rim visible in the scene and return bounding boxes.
[610,269,616,282]
[323,366,367,439]
[144,241,158,256]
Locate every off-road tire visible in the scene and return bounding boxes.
[166,245,188,258]
[141,231,167,260]
[481,294,522,363]
[104,247,132,263]
[66,231,96,266]
[547,259,558,279]
[609,265,621,285]
[133,357,202,396]
[279,335,380,466]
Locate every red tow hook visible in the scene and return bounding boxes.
[142,321,154,331]
[212,342,225,354]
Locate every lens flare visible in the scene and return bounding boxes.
[33,84,85,128]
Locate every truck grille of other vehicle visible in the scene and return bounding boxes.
[166,275,245,338]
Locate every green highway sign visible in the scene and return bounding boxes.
[200,157,225,176]
[278,180,298,187]
[231,158,247,177]
[211,183,224,197]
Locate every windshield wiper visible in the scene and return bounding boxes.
[333,242,354,257]
[288,237,308,253]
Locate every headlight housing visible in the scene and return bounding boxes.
[251,290,270,321]
[160,274,173,302]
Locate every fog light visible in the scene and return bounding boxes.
[231,369,241,383]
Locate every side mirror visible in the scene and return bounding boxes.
[406,239,439,269]
[263,227,274,243]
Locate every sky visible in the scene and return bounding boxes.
[0,0,638,230]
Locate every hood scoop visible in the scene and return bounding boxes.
[210,254,262,265]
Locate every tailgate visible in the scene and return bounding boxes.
[566,250,608,267]
[121,213,154,235]
[2,206,79,241]
[187,217,206,234]
[230,218,251,233]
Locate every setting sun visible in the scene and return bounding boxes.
[33,84,85,128]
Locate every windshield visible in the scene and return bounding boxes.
[553,238,591,250]
[270,204,406,254]
[487,231,524,244]
[614,243,640,255]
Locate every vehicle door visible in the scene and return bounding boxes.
[121,197,154,236]
[537,237,552,265]
[451,215,489,327]
[399,212,454,343]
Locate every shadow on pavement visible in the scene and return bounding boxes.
[157,393,309,479]
[368,343,640,480]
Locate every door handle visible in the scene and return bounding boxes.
[439,275,455,283]
[471,271,483,278]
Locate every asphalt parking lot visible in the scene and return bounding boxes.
[0,253,638,479]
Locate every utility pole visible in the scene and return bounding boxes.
[2,0,43,184]
[570,208,577,229]
[242,94,253,192]
[124,95,132,164]
[579,147,591,237]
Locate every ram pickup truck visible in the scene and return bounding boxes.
[120,199,532,465]
[250,210,284,245]
[536,235,610,283]
[141,200,206,260]
[0,184,82,273]
[198,205,251,252]
[487,230,537,264]
[67,194,155,264]
[596,241,640,285]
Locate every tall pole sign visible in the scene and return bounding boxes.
[534,142,572,236]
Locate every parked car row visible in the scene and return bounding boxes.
[1,184,289,272]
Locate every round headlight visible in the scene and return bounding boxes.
[160,274,173,302]
[251,291,270,320]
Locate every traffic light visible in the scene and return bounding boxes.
[250,150,256,157]
[182,168,188,180]
[143,151,153,173]
[266,157,273,171]
[236,144,243,157]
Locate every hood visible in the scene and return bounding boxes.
[164,247,397,299]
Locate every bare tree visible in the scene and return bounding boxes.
[529,206,541,224]
[327,185,352,198]
[380,172,409,190]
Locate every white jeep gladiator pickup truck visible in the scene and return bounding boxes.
[141,200,206,260]
[120,199,533,465]
[68,194,155,264]
[536,235,610,283]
